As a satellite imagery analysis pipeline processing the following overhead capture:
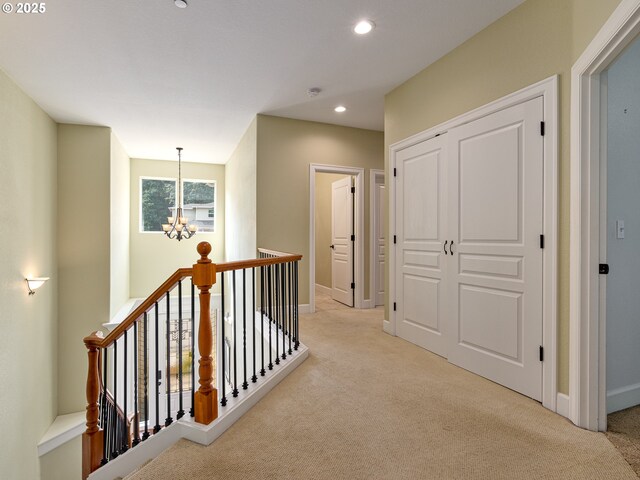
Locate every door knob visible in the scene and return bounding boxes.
[443,240,448,255]
[330,244,335,249]
[449,241,454,255]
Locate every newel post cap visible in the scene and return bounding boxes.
[83,331,104,349]
[193,242,216,287]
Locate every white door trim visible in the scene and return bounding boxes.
[370,169,385,309]
[569,0,640,431]
[309,164,365,313]
[388,75,558,412]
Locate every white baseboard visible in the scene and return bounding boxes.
[314,284,332,296]
[607,382,640,414]
[556,393,570,419]
[383,319,394,336]
[89,344,309,480]
[298,304,311,314]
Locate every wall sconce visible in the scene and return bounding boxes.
[25,277,49,295]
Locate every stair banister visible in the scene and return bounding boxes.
[192,242,218,424]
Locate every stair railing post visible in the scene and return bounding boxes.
[82,332,104,480]
[193,242,219,424]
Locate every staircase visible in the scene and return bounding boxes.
[81,242,306,479]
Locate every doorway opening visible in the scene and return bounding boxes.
[570,0,640,432]
[309,164,365,313]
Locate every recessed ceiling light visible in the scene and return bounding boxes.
[174,0,188,8]
[354,20,375,35]
[334,106,347,113]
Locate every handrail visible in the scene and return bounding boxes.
[99,268,193,348]
[217,253,302,272]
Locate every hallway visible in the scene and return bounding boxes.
[127,291,636,479]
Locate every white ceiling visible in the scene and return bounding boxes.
[0,0,523,163]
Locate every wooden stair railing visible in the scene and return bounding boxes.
[82,242,302,479]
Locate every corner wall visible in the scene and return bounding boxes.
[110,132,130,317]
[57,124,112,413]
[225,118,257,262]
[0,68,58,480]
[384,0,622,394]
[256,115,384,305]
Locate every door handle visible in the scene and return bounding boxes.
[449,241,454,255]
[330,244,335,249]
[443,240,448,255]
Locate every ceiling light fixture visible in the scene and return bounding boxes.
[354,20,375,35]
[174,0,188,8]
[334,106,347,113]
[162,147,197,241]
[307,87,321,97]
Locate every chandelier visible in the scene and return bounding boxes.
[162,147,197,241]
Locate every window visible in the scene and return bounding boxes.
[140,178,216,233]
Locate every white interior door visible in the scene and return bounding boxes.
[331,176,354,306]
[447,97,544,401]
[395,135,448,357]
[375,180,386,307]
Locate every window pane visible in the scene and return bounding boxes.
[182,181,215,232]
[141,179,175,232]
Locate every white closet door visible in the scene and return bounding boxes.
[447,97,544,401]
[395,135,448,357]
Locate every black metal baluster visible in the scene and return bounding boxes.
[112,339,119,459]
[251,267,257,383]
[154,303,161,434]
[242,269,248,390]
[190,279,195,417]
[288,262,293,355]
[281,262,286,360]
[275,263,280,365]
[177,280,184,419]
[165,292,173,427]
[101,347,109,465]
[295,261,299,350]
[133,320,140,447]
[143,313,150,440]
[220,273,227,406]
[121,329,128,453]
[268,264,273,370]
[260,265,266,377]
[232,270,239,397]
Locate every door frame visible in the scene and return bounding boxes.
[370,169,385,308]
[309,164,365,313]
[569,0,640,431]
[388,75,558,412]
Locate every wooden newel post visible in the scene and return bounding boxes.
[82,331,104,480]
[193,241,219,424]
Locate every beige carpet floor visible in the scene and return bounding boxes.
[127,291,636,479]
[607,405,640,476]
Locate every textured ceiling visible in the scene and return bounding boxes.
[0,0,524,163]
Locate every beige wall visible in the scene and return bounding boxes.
[256,115,384,305]
[130,157,225,298]
[0,69,58,479]
[384,0,622,394]
[225,118,257,261]
[58,124,112,413]
[315,173,350,289]
[40,436,81,480]
[110,132,130,317]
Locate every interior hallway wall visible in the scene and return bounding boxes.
[0,67,58,480]
[256,115,384,306]
[384,0,623,395]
